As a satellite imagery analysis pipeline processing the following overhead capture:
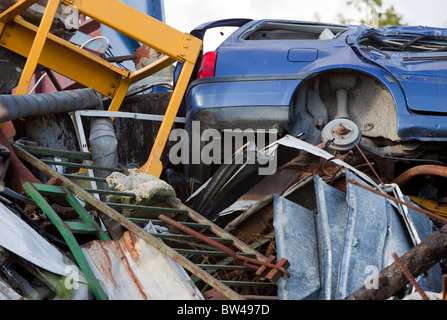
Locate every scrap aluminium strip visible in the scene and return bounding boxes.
[13,143,245,300]
[0,0,202,178]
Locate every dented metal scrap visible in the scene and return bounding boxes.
[0,201,89,300]
[273,174,443,300]
[82,229,204,300]
[13,144,277,300]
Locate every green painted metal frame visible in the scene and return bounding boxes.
[22,182,109,300]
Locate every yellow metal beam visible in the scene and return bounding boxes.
[1,17,127,98]
[138,60,196,177]
[62,0,202,64]
[0,0,39,23]
[14,0,60,95]
[1,0,202,177]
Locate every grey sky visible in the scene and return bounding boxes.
[164,0,447,33]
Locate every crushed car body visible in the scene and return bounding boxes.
[179,19,447,183]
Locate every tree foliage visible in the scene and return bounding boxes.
[341,0,405,27]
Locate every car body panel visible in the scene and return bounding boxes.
[181,18,447,157]
[288,48,319,62]
[347,25,447,115]
[185,75,306,127]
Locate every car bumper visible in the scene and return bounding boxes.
[185,74,308,132]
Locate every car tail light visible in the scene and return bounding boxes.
[197,51,217,79]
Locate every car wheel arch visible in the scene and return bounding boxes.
[288,68,403,144]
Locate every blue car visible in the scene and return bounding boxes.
[176,19,447,182]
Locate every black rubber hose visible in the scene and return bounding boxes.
[0,88,101,122]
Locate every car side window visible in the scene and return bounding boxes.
[203,26,239,52]
[240,21,347,41]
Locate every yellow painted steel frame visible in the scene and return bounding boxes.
[0,0,202,178]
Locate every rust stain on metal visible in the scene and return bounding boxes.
[82,240,118,288]
[121,231,141,263]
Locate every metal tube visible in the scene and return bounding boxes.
[158,214,290,279]
[391,165,447,187]
[0,88,102,122]
[89,115,118,192]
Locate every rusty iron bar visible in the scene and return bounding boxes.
[347,178,447,225]
[158,214,290,280]
[346,223,447,300]
[166,196,267,261]
[12,143,244,300]
[391,165,447,187]
[392,252,429,300]
[354,142,384,185]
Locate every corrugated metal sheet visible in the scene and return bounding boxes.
[274,172,442,300]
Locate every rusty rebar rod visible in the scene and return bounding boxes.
[392,252,429,300]
[354,142,384,185]
[158,214,290,279]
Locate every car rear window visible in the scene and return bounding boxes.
[240,21,348,41]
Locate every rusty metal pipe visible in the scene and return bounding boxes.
[391,165,447,187]
[158,214,290,279]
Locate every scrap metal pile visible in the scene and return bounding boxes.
[0,0,446,301]
[1,117,447,301]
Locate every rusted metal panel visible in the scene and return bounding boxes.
[81,230,204,300]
